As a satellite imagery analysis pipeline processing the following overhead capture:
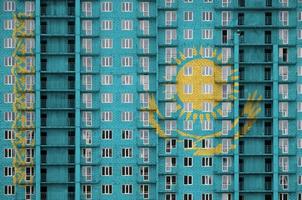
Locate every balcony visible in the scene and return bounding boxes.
[68,155,75,163]
[265,90,272,99]
[265,108,272,117]
[41,155,47,164]
[68,193,75,200]
[265,164,272,172]
[265,145,272,154]
[68,174,75,182]
[264,127,272,136]
[68,118,75,126]
[41,192,47,200]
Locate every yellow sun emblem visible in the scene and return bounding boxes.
[149,47,261,156]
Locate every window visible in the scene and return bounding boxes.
[101,185,112,194]
[166,29,177,44]
[101,20,113,30]
[82,130,92,144]
[299,12,302,21]
[279,157,289,172]
[101,130,112,140]
[140,130,149,144]
[4,57,14,67]
[121,75,133,85]
[202,84,213,94]
[121,38,133,49]
[184,139,193,149]
[202,29,213,40]
[101,57,113,67]
[82,57,92,72]
[184,84,193,94]
[101,166,112,176]
[101,2,112,12]
[140,2,149,17]
[4,130,15,140]
[222,157,232,172]
[140,75,149,90]
[4,148,15,158]
[122,130,133,140]
[184,11,193,21]
[202,194,213,200]
[184,29,193,40]
[121,20,133,30]
[222,11,231,26]
[202,66,213,76]
[140,20,149,35]
[82,20,92,35]
[184,157,193,167]
[279,11,288,26]
[101,148,113,158]
[203,47,213,58]
[4,185,15,195]
[140,148,149,163]
[279,120,290,135]
[82,148,92,163]
[121,112,133,122]
[101,75,113,85]
[279,175,288,190]
[4,112,15,121]
[121,184,132,194]
[121,93,133,103]
[82,2,92,16]
[201,139,213,149]
[184,120,193,130]
[184,48,193,58]
[203,102,213,112]
[4,93,15,103]
[101,38,113,48]
[184,175,193,185]
[140,38,149,53]
[222,175,231,190]
[121,2,132,12]
[121,57,133,67]
[202,12,213,21]
[82,75,92,90]
[201,157,213,167]
[4,1,15,11]
[140,112,149,126]
[121,148,132,158]
[82,166,92,181]
[140,166,149,181]
[184,102,193,112]
[279,29,288,44]
[4,20,14,30]
[4,38,15,48]
[82,112,92,126]
[165,11,177,26]
[101,93,113,103]
[140,57,150,72]
[165,48,177,63]
[4,167,14,177]
[82,93,92,108]
[201,176,213,185]
[101,111,113,122]
[140,93,150,108]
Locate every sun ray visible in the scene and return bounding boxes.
[193,114,198,122]
[185,112,192,120]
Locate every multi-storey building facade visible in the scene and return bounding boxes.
[1,0,302,200]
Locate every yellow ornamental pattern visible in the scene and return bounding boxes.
[150,47,261,156]
[10,13,35,185]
